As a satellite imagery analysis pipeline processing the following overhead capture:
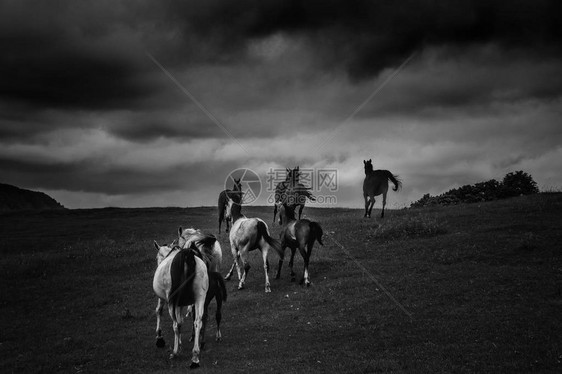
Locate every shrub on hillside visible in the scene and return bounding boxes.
[410,171,539,208]
[499,171,539,198]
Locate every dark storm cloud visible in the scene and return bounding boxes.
[3,0,561,113]
[162,0,562,79]
[0,0,155,110]
[0,154,241,195]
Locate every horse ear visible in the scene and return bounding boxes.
[369,159,371,163]
[286,168,290,172]
[363,160,366,164]
[178,227,183,236]
[153,240,159,250]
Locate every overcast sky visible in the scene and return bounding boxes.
[1,0,561,209]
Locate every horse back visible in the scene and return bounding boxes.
[363,170,390,195]
[292,219,324,246]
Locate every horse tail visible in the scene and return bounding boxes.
[169,249,196,306]
[210,271,228,302]
[256,219,283,257]
[218,191,226,228]
[385,170,402,192]
[309,221,324,246]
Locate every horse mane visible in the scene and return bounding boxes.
[187,233,219,269]
[170,248,196,306]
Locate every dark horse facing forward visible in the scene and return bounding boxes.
[273,167,315,225]
[363,159,402,218]
[217,178,242,233]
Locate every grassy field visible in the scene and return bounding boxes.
[1,194,561,373]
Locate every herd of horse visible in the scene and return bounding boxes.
[151,160,401,369]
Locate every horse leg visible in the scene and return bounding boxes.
[225,241,242,281]
[275,239,287,279]
[381,192,387,218]
[215,296,223,342]
[298,240,311,286]
[189,299,205,369]
[155,298,165,348]
[225,217,230,233]
[364,195,369,217]
[368,196,375,218]
[188,305,195,342]
[273,204,278,224]
[224,257,238,281]
[199,302,209,350]
[288,247,297,282]
[261,247,271,293]
[237,247,251,290]
[298,204,304,220]
[168,305,182,359]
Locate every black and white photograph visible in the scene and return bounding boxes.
[1,0,561,372]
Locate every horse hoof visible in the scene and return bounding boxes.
[169,353,177,359]
[224,275,231,281]
[237,285,244,290]
[306,281,311,287]
[265,287,271,293]
[156,337,165,348]
[189,361,200,369]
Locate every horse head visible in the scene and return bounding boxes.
[231,178,244,203]
[364,159,373,175]
[154,240,176,265]
[225,196,242,221]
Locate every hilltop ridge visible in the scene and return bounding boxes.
[0,183,65,211]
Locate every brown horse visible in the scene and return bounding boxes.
[273,167,315,224]
[275,204,323,287]
[218,178,242,233]
[363,159,402,218]
[224,196,282,292]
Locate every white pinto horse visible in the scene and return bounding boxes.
[152,242,208,369]
[224,197,282,292]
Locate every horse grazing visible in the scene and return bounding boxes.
[178,227,222,273]
[273,166,315,224]
[218,178,242,233]
[152,242,208,368]
[224,197,283,292]
[276,204,324,286]
[363,159,402,218]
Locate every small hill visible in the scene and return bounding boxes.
[0,183,66,211]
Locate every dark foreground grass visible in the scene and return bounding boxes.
[1,194,561,373]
